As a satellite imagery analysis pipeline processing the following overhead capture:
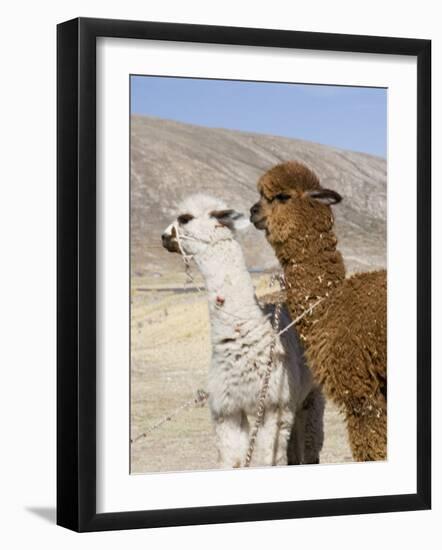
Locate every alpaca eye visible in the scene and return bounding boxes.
[177,214,193,225]
[274,193,291,203]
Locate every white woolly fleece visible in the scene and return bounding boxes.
[162,194,323,468]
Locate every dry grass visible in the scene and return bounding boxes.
[130,273,353,474]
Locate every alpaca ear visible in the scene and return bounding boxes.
[210,209,250,231]
[306,189,342,205]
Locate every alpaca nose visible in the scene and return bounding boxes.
[161,232,173,249]
[162,231,180,253]
[250,203,260,216]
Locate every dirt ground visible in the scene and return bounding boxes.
[130,272,353,474]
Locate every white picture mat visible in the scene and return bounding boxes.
[96,37,417,514]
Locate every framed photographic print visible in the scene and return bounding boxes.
[57,17,431,532]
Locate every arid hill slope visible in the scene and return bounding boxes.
[131,115,386,275]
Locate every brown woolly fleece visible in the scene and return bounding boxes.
[253,161,387,461]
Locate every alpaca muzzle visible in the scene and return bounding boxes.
[161,226,180,253]
[249,202,267,230]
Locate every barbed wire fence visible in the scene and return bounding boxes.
[130,389,209,444]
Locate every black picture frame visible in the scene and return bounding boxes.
[57,17,431,532]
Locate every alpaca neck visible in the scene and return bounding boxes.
[276,230,346,340]
[193,239,264,337]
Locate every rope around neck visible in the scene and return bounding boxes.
[243,294,282,467]
[172,221,206,293]
[172,221,236,293]
[244,301,325,466]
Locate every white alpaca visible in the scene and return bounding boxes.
[162,194,324,468]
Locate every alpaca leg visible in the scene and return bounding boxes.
[252,407,294,466]
[302,386,325,464]
[213,411,250,469]
[347,403,387,462]
[287,409,306,465]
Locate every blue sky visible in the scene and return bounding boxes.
[131,76,387,158]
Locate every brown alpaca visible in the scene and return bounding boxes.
[250,161,387,462]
